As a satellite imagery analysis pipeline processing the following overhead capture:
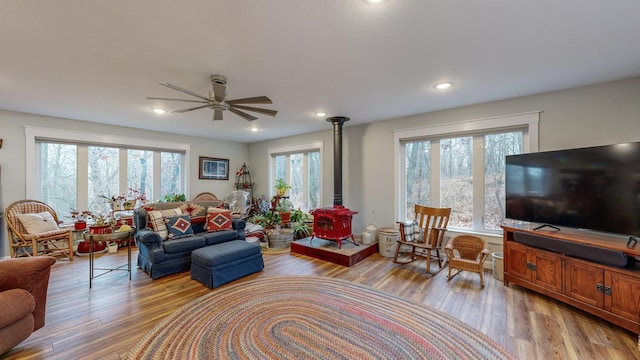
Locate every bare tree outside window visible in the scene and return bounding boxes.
[128,149,154,203]
[484,132,522,229]
[403,130,523,232]
[88,146,119,215]
[440,137,473,227]
[161,152,182,199]
[40,143,77,219]
[404,141,430,221]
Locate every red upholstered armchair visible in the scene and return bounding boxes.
[0,256,56,355]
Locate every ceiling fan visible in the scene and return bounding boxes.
[146,74,277,122]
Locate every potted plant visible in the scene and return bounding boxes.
[274,178,291,197]
[163,193,186,202]
[290,209,312,239]
[291,221,311,239]
[71,210,92,230]
[263,210,281,229]
[275,197,293,224]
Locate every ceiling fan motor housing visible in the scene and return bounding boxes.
[211,74,227,85]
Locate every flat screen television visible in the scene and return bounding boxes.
[505,141,640,238]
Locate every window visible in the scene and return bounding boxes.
[269,142,323,212]
[395,112,538,233]
[27,127,189,219]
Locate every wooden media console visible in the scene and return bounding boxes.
[502,222,640,333]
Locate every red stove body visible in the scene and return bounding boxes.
[310,205,358,249]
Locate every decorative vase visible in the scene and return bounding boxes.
[74,221,87,230]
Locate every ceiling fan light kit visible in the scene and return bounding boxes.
[146,74,277,122]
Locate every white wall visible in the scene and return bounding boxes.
[0,110,248,257]
[248,77,640,255]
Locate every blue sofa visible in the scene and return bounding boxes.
[133,201,246,279]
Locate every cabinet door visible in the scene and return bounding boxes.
[506,242,530,280]
[565,258,604,307]
[605,270,640,322]
[531,249,563,293]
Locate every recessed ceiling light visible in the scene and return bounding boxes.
[315,112,327,117]
[365,0,386,3]
[434,82,453,90]
[151,108,166,114]
[250,127,258,132]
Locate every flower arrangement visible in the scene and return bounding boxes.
[128,188,148,204]
[99,188,147,210]
[70,210,93,223]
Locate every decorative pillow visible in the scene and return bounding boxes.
[413,223,423,242]
[403,221,415,242]
[164,215,194,240]
[205,207,232,232]
[148,208,183,240]
[16,212,59,234]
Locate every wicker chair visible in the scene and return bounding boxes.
[445,235,491,286]
[392,205,451,274]
[193,192,218,201]
[4,200,74,260]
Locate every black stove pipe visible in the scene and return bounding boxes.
[327,116,349,207]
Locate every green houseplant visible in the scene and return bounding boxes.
[163,193,186,202]
[274,178,291,197]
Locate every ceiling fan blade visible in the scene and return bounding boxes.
[231,104,278,117]
[212,82,227,102]
[146,97,207,104]
[228,108,258,122]
[226,96,272,105]
[213,109,224,121]
[158,82,208,101]
[172,105,209,113]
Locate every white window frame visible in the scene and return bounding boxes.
[25,126,190,203]
[268,141,324,208]
[393,111,539,231]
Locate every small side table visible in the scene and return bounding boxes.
[84,227,136,288]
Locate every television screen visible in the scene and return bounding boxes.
[505,142,640,237]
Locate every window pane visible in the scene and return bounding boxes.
[271,150,320,212]
[404,141,430,220]
[128,149,153,204]
[41,143,77,219]
[484,132,523,229]
[440,137,473,228]
[88,146,119,215]
[308,151,320,210]
[274,155,286,183]
[290,153,303,209]
[160,152,182,199]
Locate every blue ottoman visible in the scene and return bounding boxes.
[191,240,264,288]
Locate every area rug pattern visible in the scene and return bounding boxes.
[125,276,513,359]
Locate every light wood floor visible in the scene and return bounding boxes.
[3,248,639,360]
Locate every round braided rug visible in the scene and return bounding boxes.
[125,276,514,360]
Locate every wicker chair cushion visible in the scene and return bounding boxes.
[16,212,59,234]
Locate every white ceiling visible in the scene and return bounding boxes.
[1,1,639,143]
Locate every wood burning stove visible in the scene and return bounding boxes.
[310,116,358,249]
[310,206,358,249]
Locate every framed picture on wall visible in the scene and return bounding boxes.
[199,157,229,180]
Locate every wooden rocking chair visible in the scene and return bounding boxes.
[393,205,451,274]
